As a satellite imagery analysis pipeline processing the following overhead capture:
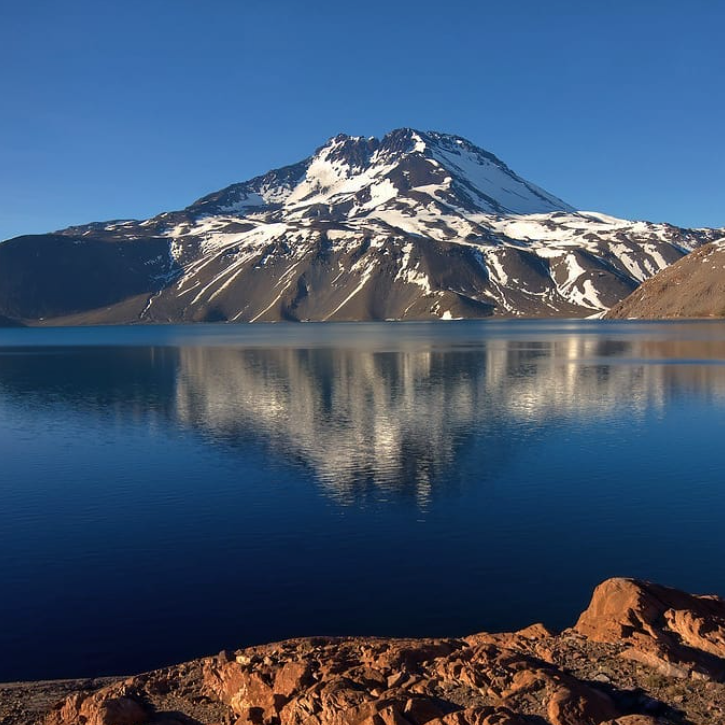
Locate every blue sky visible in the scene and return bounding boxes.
[1,0,723,241]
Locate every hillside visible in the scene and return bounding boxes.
[606,240,725,319]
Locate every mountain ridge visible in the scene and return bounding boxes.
[1,128,722,325]
[183,128,575,220]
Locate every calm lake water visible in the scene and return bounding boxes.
[1,320,725,681]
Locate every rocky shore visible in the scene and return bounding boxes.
[3,578,725,725]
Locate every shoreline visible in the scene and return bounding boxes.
[0,677,121,725]
[3,578,725,725]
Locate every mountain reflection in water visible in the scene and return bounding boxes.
[1,321,725,681]
[2,324,724,507]
[173,336,725,506]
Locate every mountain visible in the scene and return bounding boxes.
[1,128,722,324]
[606,239,725,319]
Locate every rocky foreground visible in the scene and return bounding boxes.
[4,579,725,725]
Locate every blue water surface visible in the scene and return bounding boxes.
[1,320,724,680]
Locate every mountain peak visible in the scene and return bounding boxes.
[192,128,575,219]
[315,128,499,161]
[378,127,429,154]
[316,128,482,161]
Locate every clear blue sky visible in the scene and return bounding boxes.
[1,0,723,241]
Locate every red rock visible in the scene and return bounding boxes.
[546,685,619,725]
[204,660,250,706]
[275,661,314,699]
[232,671,277,719]
[428,706,527,725]
[618,647,689,679]
[45,692,149,725]
[601,717,665,725]
[402,697,444,724]
[575,577,725,679]
[665,605,725,658]
[514,623,555,639]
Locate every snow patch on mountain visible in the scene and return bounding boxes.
[430,145,571,215]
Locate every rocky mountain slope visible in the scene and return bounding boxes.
[4,578,725,725]
[606,240,725,319]
[1,129,722,324]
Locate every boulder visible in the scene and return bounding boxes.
[575,577,725,679]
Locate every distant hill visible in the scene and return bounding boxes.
[1,128,723,324]
[606,240,725,319]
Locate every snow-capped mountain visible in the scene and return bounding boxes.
[0,128,722,324]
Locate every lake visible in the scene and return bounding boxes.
[1,320,725,681]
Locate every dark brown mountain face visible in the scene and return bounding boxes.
[606,240,725,319]
[0,234,176,321]
[1,129,722,325]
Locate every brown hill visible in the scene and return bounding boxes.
[606,241,725,319]
[3,578,725,725]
